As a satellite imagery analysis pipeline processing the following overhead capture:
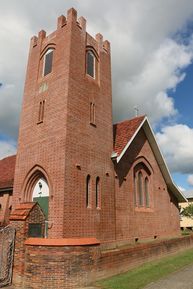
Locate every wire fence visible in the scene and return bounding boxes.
[0,226,15,288]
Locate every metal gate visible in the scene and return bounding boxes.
[0,226,15,287]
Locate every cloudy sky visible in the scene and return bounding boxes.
[1,0,193,192]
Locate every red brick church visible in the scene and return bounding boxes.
[0,8,188,289]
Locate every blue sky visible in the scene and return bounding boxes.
[1,0,193,194]
[172,63,193,127]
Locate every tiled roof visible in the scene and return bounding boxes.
[9,202,36,221]
[113,115,145,156]
[0,155,16,189]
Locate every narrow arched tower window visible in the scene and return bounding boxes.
[134,175,137,206]
[96,176,100,208]
[145,177,150,207]
[43,49,53,76]
[90,102,96,125]
[86,175,91,208]
[138,172,143,206]
[86,51,95,78]
[38,100,45,123]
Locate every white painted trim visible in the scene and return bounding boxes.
[144,118,187,202]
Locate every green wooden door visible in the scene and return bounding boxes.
[33,196,49,220]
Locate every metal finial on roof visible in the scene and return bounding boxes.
[134,106,139,117]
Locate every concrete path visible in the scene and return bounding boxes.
[144,263,193,289]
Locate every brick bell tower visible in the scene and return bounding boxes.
[13,8,116,240]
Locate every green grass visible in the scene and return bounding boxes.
[181,229,191,236]
[96,248,193,289]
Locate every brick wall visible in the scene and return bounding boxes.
[23,244,100,289]
[11,235,193,289]
[114,129,181,244]
[10,220,26,287]
[97,236,193,280]
[0,192,12,226]
[10,203,45,287]
[26,204,45,236]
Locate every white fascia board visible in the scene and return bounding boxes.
[143,118,187,202]
[116,116,147,163]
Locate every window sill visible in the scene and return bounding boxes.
[37,120,43,125]
[86,73,95,79]
[90,122,96,127]
[85,74,99,86]
[135,207,153,213]
[38,71,53,83]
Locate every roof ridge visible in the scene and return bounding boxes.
[113,115,146,126]
[0,154,16,161]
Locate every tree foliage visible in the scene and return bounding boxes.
[181,204,193,219]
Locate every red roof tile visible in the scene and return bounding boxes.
[0,155,16,189]
[9,202,36,221]
[113,116,146,156]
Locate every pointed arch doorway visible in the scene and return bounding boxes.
[23,167,51,237]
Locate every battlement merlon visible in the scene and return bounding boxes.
[57,15,67,29]
[30,7,110,53]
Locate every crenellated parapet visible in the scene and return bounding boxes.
[30,7,110,54]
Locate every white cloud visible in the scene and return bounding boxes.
[0,140,16,160]
[187,175,193,186]
[0,13,31,139]
[156,124,193,174]
[113,35,193,124]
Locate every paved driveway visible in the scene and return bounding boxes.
[144,264,193,289]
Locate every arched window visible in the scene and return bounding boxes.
[138,172,143,206]
[134,175,137,206]
[96,177,100,208]
[86,175,91,208]
[86,51,95,78]
[43,49,54,76]
[38,100,45,123]
[133,160,152,208]
[145,177,150,207]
